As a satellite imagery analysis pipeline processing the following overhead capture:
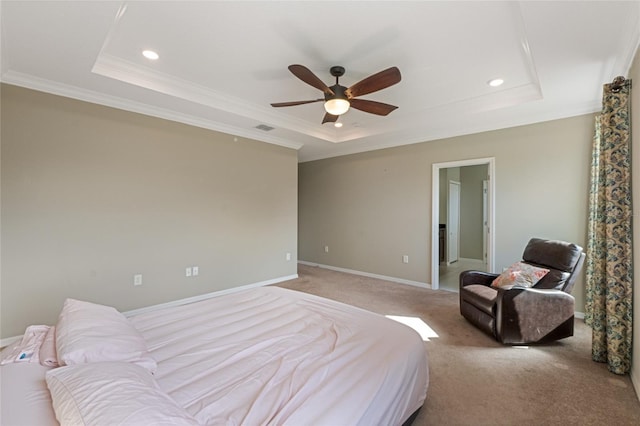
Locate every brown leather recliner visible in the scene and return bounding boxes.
[459,238,585,345]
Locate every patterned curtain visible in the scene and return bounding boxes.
[584,76,633,375]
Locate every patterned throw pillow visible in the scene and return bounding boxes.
[491,262,550,289]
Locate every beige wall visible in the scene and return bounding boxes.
[299,114,593,310]
[0,84,298,338]
[629,46,640,397]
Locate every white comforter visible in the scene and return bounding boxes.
[129,286,428,426]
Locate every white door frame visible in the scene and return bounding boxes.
[431,158,495,290]
[447,180,461,265]
[482,179,489,268]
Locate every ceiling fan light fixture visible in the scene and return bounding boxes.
[271,64,400,123]
[324,98,350,115]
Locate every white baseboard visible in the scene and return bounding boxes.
[0,274,298,347]
[459,257,485,262]
[123,274,298,317]
[0,335,22,349]
[298,261,588,318]
[298,260,431,289]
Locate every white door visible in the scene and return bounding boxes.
[447,181,460,264]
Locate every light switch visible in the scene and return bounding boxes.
[192,266,199,276]
[133,274,143,286]
[185,267,192,277]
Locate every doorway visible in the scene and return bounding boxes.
[431,158,495,290]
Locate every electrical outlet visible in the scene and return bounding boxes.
[403,255,409,264]
[324,246,329,253]
[185,267,192,277]
[133,274,143,286]
[286,252,291,261]
[192,266,199,276]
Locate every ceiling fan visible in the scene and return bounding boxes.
[271,64,401,124]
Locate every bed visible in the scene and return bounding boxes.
[1,286,429,425]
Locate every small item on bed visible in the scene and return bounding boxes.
[0,324,50,366]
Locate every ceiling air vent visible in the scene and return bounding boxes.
[255,124,275,132]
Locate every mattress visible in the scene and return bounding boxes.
[1,286,428,425]
[0,362,57,426]
[130,287,428,425]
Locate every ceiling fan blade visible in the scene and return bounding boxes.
[322,113,339,124]
[289,65,335,95]
[346,67,401,98]
[271,99,324,107]
[349,99,398,116]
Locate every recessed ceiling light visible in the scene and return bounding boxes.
[488,78,504,87]
[334,122,343,128]
[142,50,159,60]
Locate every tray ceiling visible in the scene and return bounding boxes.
[2,1,639,162]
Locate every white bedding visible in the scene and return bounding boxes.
[1,286,428,425]
[0,363,57,426]
[130,287,428,425]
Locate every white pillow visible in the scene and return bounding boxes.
[55,298,157,372]
[46,362,199,426]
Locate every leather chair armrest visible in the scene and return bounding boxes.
[496,287,575,344]
[459,270,499,289]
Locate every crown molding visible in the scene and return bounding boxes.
[299,100,600,163]
[616,1,640,78]
[92,53,336,143]
[0,70,304,150]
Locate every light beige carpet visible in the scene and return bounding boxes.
[277,264,640,425]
